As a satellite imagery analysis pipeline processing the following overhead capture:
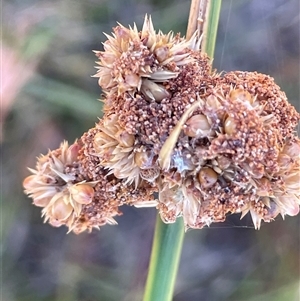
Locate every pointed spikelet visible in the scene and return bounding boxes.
[93,114,160,188]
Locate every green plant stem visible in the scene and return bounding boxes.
[143,1,222,300]
[143,216,184,301]
[201,0,222,58]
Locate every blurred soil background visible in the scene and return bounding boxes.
[1,0,299,300]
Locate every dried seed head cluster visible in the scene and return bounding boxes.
[23,16,300,233]
[23,141,99,231]
[93,15,200,102]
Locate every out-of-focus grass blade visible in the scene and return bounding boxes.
[23,75,103,118]
[22,26,56,60]
[244,282,300,301]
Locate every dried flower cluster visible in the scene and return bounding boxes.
[23,16,300,233]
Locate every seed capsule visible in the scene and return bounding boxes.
[116,130,135,147]
[100,53,115,66]
[277,153,293,173]
[155,46,170,63]
[277,153,291,167]
[198,167,218,188]
[282,140,300,158]
[94,132,106,147]
[256,178,272,197]
[33,197,52,207]
[98,73,112,89]
[66,143,80,163]
[140,79,170,102]
[103,114,118,128]
[125,74,141,89]
[229,89,253,104]
[278,195,300,216]
[49,218,64,227]
[206,94,222,111]
[216,156,231,170]
[224,116,237,135]
[140,167,160,182]
[184,114,211,138]
[94,132,116,155]
[69,184,95,205]
[114,26,132,43]
[51,196,73,221]
[23,175,36,190]
[134,149,155,169]
[284,172,300,188]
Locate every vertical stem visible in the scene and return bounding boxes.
[186,0,201,40]
[143,217,184,301]
[143,1,222,300]
[201,0,222,58]
[186,0,222,59]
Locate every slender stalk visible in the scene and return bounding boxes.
[143,217,184,301]
[201,0,222,58]
[186,0,201,40]
[143,1,222,300]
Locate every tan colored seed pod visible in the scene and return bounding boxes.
[103,113,119,128]
[216,156,231,170]
[155,46,170,63]
[224,116,237,135]
[140,167,160,182]
[277,153,294,173]
[229,88,253,104]
[184,114,211,138]
[116,130,135,147]
[284,172,300,188]
[22,175,36,190]
[140,79,170,102]
[125,74,141,88]
[69,184,95,205]
[277,153,292,166]
[51,196,73,221]
[33,197,52,208]
[198,167,218,188]
[282,140,300,158]
[49,218,64,228]
[134,149,155,169]
[94,132,115,151]
[206,94,222,111]
[256,177,272,197]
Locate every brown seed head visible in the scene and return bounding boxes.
[23,16,300,233]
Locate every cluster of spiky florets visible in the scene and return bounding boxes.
[23,141,101,232]
[23,135,156,234]
[155,87,300,229]
[23,15,300,233]
[93,15,203,112]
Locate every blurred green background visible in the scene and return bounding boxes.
[1,0,299,300]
